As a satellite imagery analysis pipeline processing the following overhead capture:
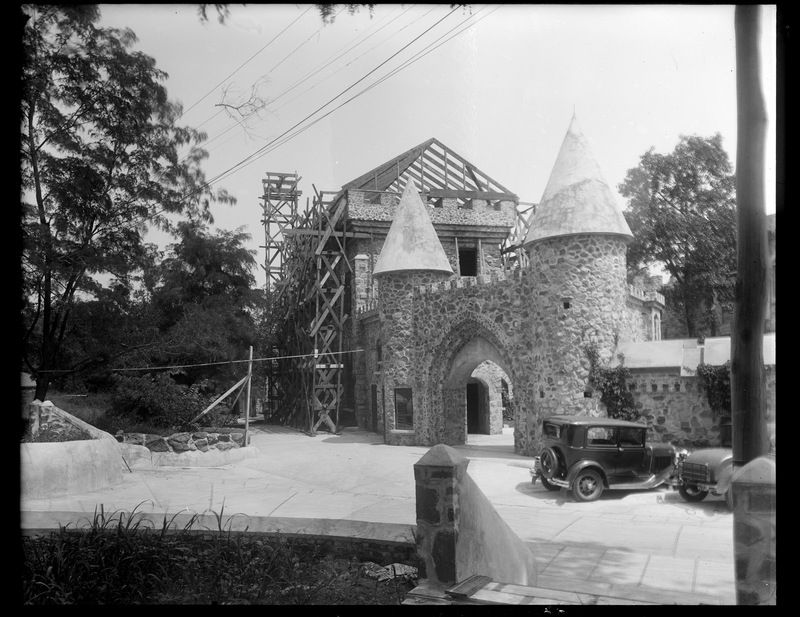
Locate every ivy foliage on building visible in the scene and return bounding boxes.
[584,343,640,422]
[696,361,732,417]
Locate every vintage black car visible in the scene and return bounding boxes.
[530,416,684,502]
[675,448,734,508]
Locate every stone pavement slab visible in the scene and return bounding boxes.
[20,423,736,604]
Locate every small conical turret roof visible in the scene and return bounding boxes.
[522,115,633,248]
[373,182,454,277]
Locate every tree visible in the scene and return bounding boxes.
[145,220,262,390]
[20,5,234,400]
[618,134,737,338]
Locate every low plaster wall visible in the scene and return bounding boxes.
[21,401,125,499]
[456,471,538,586]
[21,440,125,500]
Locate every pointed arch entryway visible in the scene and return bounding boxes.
[422,313,517,447]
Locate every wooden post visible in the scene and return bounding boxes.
[245,345,253,445]
[454,236,461,276]
[732,5,770,466]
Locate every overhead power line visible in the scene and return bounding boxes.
[176,5,419,165]
[198,5,462,190]
[178,4,314,120]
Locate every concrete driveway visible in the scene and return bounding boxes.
[20,421,735,604]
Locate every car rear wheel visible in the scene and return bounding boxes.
[679,485,709,502]
[572,469,603,502]
[539,476,560,491]
[540,448,560,480]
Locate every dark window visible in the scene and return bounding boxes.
[619,427,644,447]
[459,248,477,276]
[563,301,571,309]
[583,390,592,398]
[395,388,413,430]
[543,422,561,439]
[586,426,618,446]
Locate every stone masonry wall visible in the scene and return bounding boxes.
[377,269,453,445]
[364,234,633,455]
[347,190,516,229]
[357,258,775,453]
[115,427,248,453]
[628,366,776,449]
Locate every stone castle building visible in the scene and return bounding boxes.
[276,114,774,455]
[335,115,668,455]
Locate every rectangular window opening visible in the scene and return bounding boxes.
[394,388,413,430]
[459,247,477,276]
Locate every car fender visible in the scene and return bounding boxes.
[715,463,735,495]
[566,460,608,487]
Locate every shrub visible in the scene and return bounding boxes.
[106,373,239,432]
[584,343,640,422]
[696,361,731,417]
[21,423,94,443]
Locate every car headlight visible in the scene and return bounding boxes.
[674,448,689,463]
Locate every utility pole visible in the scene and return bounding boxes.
[731,5,770,465]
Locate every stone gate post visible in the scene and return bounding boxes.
[731,455,776,605]
[413,444,467,587]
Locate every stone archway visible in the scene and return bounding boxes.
[422,315,516,447]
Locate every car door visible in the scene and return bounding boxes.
[615,426,646,478]
[583,426,619,476]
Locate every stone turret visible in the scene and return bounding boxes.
[522,115,633,418]
[374,182,454,444]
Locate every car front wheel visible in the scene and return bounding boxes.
[539,476,561,491]
[678,485,709,502]
[572,469,603,502]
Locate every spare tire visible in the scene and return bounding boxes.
[540,447,560,480]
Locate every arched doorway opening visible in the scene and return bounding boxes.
[440,337,514,446]
[466,377,489,434]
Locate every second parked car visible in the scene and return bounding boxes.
[675,448,734,508]
[530,415,685,502]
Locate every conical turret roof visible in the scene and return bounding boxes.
[522,115,633,248]
[373,182,454,277]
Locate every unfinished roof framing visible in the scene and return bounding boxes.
[342,138,518,205]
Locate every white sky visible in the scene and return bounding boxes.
[97,4,778,289]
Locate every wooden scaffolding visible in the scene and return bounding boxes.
[261,175,352,433]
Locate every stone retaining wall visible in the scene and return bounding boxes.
[114,427,250,454]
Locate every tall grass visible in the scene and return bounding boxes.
[21,503,416,605]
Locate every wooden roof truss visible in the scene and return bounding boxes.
[342,138,518,205]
